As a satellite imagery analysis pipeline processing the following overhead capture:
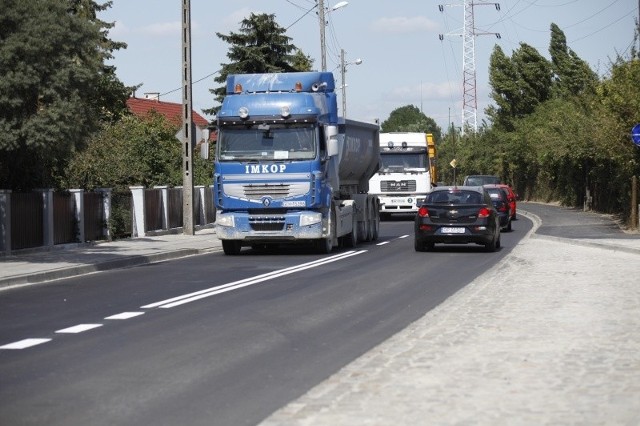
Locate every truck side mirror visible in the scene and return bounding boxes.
[326,125,339,157]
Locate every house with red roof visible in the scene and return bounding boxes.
[126,94,215,143]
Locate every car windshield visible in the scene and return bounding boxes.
[486,188,506,201]
[218,124,317,161]
[465,176,500,186]
[379,152,427,171]
[427,190,483,204]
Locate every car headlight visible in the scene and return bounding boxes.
[299,212,322,227]
[216,214,235,227]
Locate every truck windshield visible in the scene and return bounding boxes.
[380,152,427,171]
[218,124,317,161]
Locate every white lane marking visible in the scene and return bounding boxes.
[55,324,103,334]
[0,338,52,350]
[142,250,367,309]
[399,234,410,239]
[376,241,390,246]
[105,312,145,320]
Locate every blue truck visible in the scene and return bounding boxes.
[213,71,381,255]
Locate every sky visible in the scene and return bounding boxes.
[101,0,639,132]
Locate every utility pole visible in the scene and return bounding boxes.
[318,0,327,71]
[181,0,194,235]
[439,1,500,135]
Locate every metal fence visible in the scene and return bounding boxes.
[53,192,76,245]
[1,186,215,254]
[10,192,43,250]
[84,191,106,241]
[168,188,183,229]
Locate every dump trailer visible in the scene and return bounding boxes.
[369,132,437,217]
[213,72,381,255]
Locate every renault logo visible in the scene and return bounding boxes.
[262,197,272,207]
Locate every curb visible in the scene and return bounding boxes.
[531,234,640,256]
[0,247,219,289]
[520,207,640,256]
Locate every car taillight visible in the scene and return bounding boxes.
[478,207,491,218]
[418,206,429,217]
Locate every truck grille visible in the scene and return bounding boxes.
[380,180,417,192]
[249,216,286,231]
[224,183,310,200]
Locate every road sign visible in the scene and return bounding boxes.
[450,159,458,168]
[175,123,204,143]
[632,124,640,147]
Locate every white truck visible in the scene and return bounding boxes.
[368,132,437,218]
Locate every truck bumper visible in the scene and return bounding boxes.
[379,195,426,214]
[215,211,326,241]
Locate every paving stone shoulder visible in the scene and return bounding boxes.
[260,208,640,425]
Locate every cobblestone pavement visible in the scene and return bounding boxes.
[260,208,640,425]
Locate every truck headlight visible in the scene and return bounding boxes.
[299,212,322,227]
[216,214,235,227]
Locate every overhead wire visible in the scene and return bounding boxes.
[159,0,318,99]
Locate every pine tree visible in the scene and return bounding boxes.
[206,13,308,114]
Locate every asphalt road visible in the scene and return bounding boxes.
[0,217,531,426]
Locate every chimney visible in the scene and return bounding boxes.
[144,92,160,101]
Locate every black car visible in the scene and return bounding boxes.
[414,186,501,252]
[483,184,512,231]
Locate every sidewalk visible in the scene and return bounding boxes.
[0,227,222,288]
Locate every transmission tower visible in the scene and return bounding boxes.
[439,0,500,135]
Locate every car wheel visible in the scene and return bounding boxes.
[484,235,498,252]
[506,220,512,232]
[414,239,426,252]
[496,233,501,249]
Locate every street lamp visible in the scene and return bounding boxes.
[340,49,362,118]
[318,0,349,71]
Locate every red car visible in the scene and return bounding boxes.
[497,184,518,220]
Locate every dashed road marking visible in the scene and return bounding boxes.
[105,312,145,320]
[55,324,103,334]
[0,338,51,350]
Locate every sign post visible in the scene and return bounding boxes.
[450,159,457,186]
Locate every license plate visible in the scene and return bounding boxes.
[441,227,465,234]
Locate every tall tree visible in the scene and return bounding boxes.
[549,23,598,97]
[486,43,552,130]
[0,0,130,190]
[380,105,442,142]
[206,13,308,113]
[486,44,520,131]
[511,43,553,115]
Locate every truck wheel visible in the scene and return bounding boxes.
[371,211,380,241]
[314,237,332,254]
[222,240,242,255]
[344,216,358,248]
